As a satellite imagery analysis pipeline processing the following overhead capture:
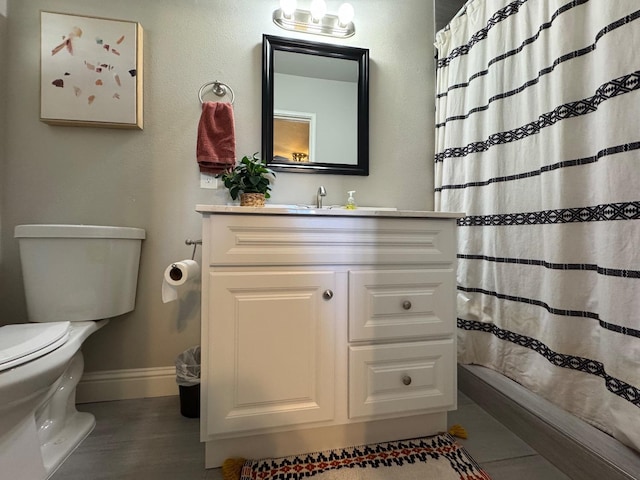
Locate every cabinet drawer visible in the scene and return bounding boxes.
[349,270,454,342]
[206,215,456,266]
[349,340,455,419]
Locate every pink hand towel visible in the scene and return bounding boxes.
[196,101,236,174]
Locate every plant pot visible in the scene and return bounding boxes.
[240,193,266,207]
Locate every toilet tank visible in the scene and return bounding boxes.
[14,225,146,323]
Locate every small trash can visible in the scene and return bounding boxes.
[175,345,201,418]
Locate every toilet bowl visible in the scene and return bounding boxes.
[0,224,145,480]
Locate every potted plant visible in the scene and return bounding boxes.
[217,153,276,207]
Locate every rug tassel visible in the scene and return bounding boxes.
[222,457,246,480]
[448,424,468,439]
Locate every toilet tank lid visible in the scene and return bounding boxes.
[15,224,146,239]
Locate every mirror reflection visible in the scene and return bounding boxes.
[262,35,369,175]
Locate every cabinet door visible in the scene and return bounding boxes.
[207,271,336,435]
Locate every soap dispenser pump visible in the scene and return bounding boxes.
[346,191,357,210]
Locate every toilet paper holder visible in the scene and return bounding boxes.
[185,239,202,260]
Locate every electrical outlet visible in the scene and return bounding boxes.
[200,172,218,189]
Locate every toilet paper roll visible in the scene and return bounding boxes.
[162,260,200,303]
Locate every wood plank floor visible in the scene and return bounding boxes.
[51,391,570,480]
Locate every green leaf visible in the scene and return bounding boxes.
[218,153,275,200]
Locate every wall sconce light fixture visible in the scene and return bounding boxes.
[273,0,355,38]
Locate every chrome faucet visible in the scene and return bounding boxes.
[316,186,327,208]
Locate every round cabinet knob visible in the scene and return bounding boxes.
[402,300,412,310]
[402,375,412,386]
[323,289,334,300]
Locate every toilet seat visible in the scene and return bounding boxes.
[0,322,70,372]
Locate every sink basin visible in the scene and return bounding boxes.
[265,204,398,212]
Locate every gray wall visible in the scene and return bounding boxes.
[0,0,6,265]
[0,0,436,374]
[435,0,468,32]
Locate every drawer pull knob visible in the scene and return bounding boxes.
[402,375,412,386]
[323,289,334,300]
[402,300,412,310]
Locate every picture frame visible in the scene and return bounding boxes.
[273,110,316,163]
[40,11,143,129]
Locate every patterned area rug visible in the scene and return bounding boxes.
[236,433,492,479]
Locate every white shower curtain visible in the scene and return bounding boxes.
[434,0,640,451]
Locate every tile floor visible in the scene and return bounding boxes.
[452,390,570,479]
[51,391,570,480]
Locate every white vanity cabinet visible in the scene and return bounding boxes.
[197,206,461,468]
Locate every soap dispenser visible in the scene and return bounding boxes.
[346,191,357,210]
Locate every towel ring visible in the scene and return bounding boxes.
[198,80,235,105]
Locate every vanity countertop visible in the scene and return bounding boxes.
[196,204,465,219]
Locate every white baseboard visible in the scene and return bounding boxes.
[76,366,179,403]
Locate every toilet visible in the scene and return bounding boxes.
[0,224,145,480]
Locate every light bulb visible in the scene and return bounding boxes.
[280,0,297,17]
[310,0,327,21]
[338,3,355,25]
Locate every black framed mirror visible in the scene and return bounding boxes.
[262,34,369,175]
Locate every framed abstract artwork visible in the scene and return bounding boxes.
[40,11,143,129]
